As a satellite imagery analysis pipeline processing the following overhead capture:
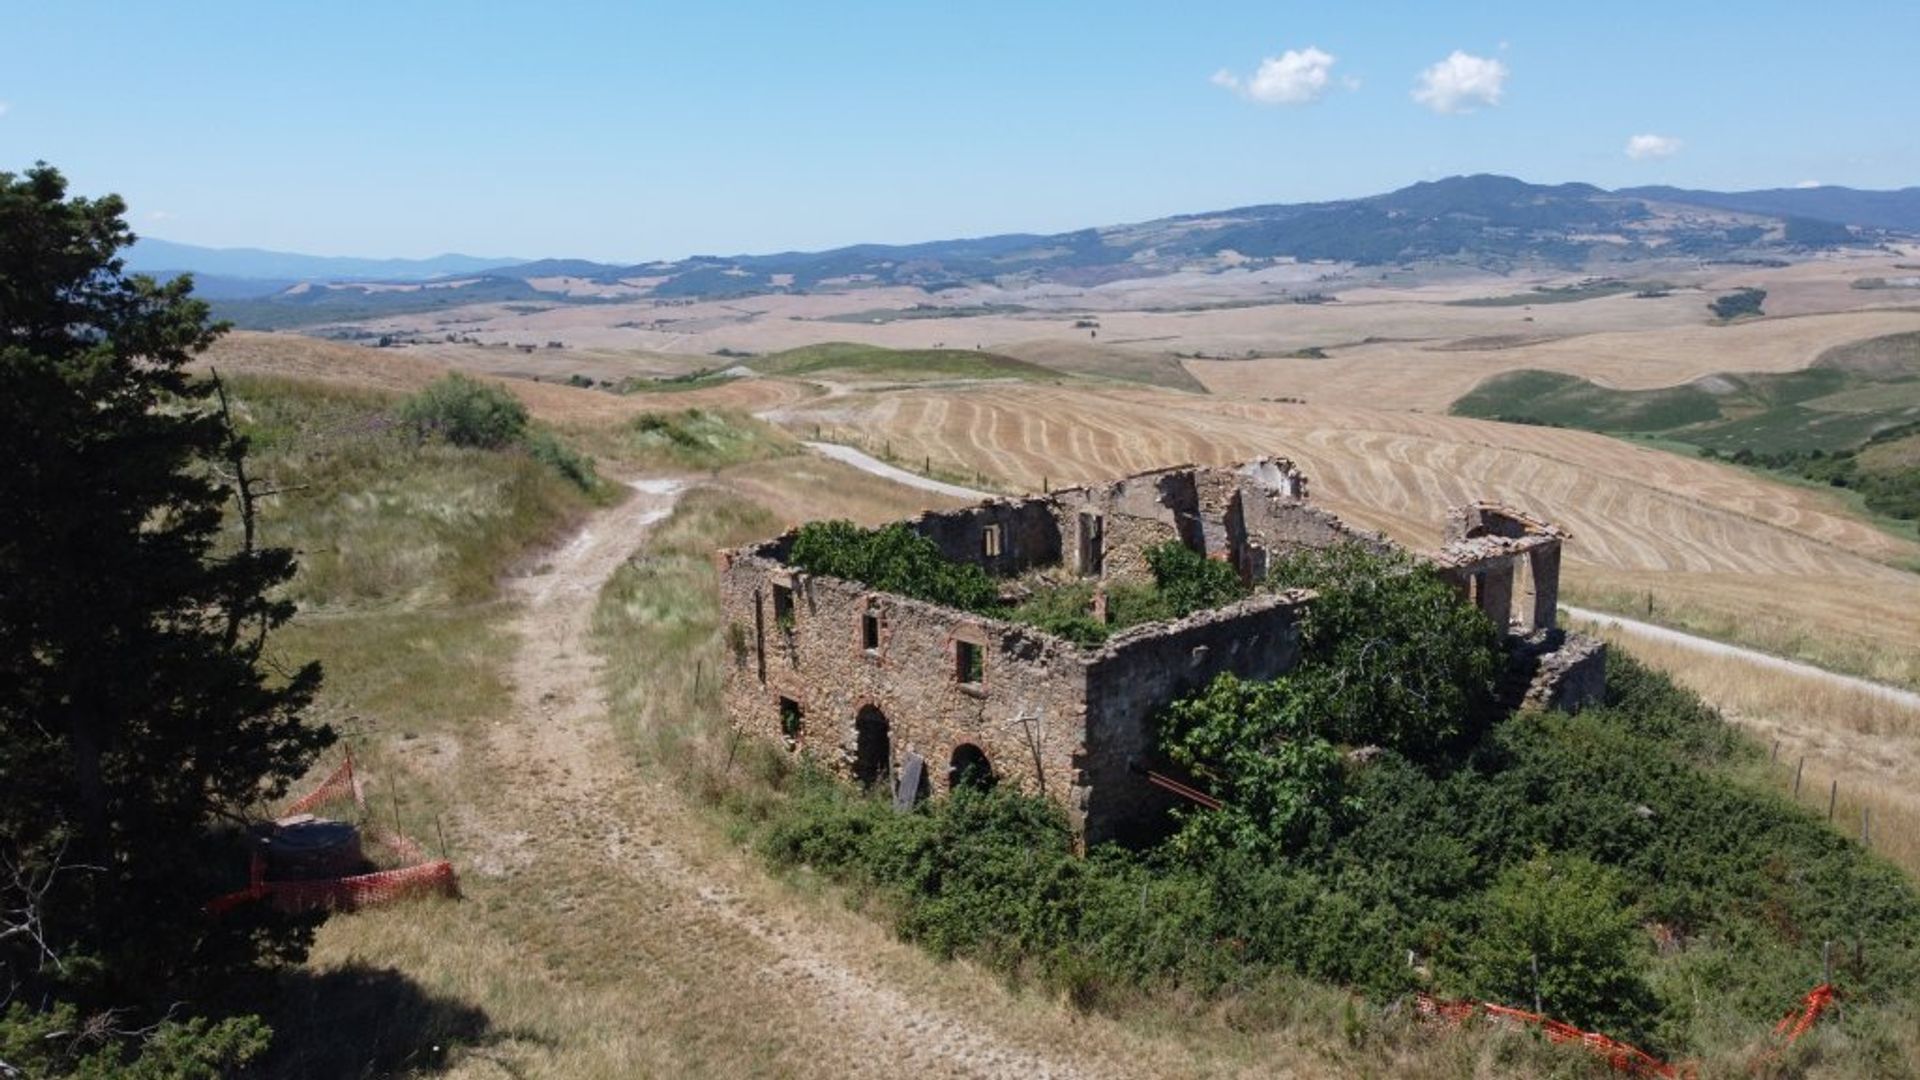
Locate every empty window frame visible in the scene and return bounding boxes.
[778,696,803,748]
[982,523,1004,558]
[955,639,984,687]
[771,581,795,628]
[861,611,881,652]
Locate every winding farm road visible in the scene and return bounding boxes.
[805,442,1920,712]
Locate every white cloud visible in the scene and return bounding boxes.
[0,102,11,117]
[1625,133,1683,160]
[1213,47,1339,105]
[1412,50,1508,113]
[1795,179,1824,189]
[148,210,177,222]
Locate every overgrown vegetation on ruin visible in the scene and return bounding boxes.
[577,478,1920,1072]
[744,546,1920,1066]
[786,520,1252,647]
[756,658,1920,1068]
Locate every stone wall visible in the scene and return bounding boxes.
[714,458,1598,845]
[717,550,1088,807]
[1076,590,1311,843]
[905,498,1062,577]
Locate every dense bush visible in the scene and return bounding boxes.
[789,520,1001,612]
[396,373,601,491]
[1708,287,1766,320]
[1158,674,1352,860]
[1144,540,1247,615]
[1268,543,1504,756]
[1461,852,1656,1034]
[755,632,1920,1056]
[399,373,529,449]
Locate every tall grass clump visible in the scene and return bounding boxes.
[591,487,780,778]
[227,374,595,606]
[623,408,796,470]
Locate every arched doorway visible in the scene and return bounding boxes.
[947,743,997,793]
[853,705,891,791]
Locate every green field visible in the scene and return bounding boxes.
[1451,331,1920,454]
[749,341,1060,381]
[1450,332,1920,527]
[1446,279,1672,308]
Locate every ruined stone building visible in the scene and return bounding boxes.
[716,457,1604,843]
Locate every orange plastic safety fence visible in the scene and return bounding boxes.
[1753,983,1838,1068]
[283,750,363,816]
[1418,982,1840,1078]
[1416,994,1684,1079]
[206,860,458,915]
[207,752,458,918]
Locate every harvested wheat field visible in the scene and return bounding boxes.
[1185,309,1920,413]
[201,332,815,423]
[780,382,1920,686]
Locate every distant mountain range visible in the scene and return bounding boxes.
[149,175,1920,325]
[124,238,521,283]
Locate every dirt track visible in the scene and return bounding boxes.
[476,478,1133,1079]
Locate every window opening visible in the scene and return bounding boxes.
[948,744,997,792]
[862,611,881,652]
[983,523,1004,558]
[778,697,804,748]
[772,582,794,629]
[956,640,984,686]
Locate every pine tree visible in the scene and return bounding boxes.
[0,163,332,1006]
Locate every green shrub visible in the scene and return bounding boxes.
[1158,674,1353,860]
[526,428,598,491]
[788,520,1000,612]
[1268,543,1503,756]
[1143,540,1246,615]
[398,373,528,449]
[1458,851,1656,1039]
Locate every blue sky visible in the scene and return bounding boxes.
[2,2,1915,261]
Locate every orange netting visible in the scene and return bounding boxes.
[1415,993,1683,1078]
[1415,982,1840,1078]
[282,751,364,816]
[207,750,458,916]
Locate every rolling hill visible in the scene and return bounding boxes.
[160,175,1920,327]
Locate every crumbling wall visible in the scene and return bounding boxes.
[905,498,1062,576]
[1047,469,1194,582]
[715,459,1601,845]
[716,551,1088,804]
[1502,629,1607,714]
[1075,590,1312,843]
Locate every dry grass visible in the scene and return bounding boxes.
[775,381,1920,686]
